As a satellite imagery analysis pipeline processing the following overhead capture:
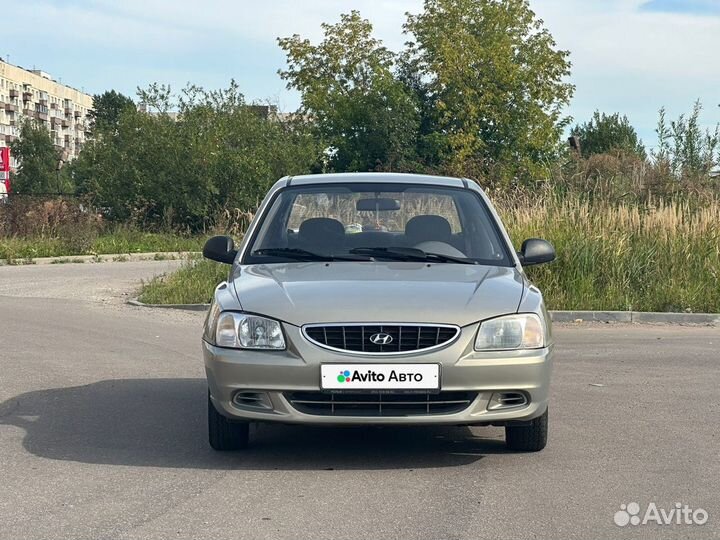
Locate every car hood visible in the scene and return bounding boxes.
[231,262,524,327]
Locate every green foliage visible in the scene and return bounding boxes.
[72,81,321,229]
[403,0,574,183]
[571,111,646,159]
[139,258,228,304]
[278,3,574,181]
[278,11,421,172]
[9,119,68,194]
[654,101,719,179]
[88,90,135,134]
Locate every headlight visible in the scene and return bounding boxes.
[211,312,286,350]
[474,313,545,351]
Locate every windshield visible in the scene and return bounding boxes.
[243,183,512,266]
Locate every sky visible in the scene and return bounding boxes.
[3,0,719,148]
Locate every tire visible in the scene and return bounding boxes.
[505,408,548,452]
[208,392,250,451]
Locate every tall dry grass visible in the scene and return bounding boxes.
[496,192,720,312]
[0,196,205,260]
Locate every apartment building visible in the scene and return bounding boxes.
[0,59,93,166]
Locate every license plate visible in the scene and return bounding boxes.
[321,364,440,391]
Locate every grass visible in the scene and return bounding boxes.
[0,228,204,261]
[497,194,720,313]
[139,258,228,305]
[50,258,87,264]
[138,195,720,312]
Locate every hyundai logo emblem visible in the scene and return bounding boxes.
[369,332,393,345]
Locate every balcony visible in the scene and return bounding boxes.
[22,92,33,102]
[5,135,17,143]
[35,112,49,122]
[62,119,70,128]
[74,110,81,118]
[64,107,73,116]
[9,89,19,98]
[4,103,18,113]
[51,117,62,127]
[50,103,57,110]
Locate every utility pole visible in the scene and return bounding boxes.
[56,158,65,194]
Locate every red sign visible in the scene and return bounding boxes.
[0,147,10,194]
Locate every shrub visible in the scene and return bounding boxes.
[71,82,322,231]
[571,111,646,159]
[0,196,102,239]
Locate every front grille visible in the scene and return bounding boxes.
[303,324,459,354]
[286,391,476,417]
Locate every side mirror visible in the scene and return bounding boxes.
[203,235,237,265]
[518,238,555,266]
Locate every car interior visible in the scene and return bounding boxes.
[247,187,511,264]
[288,215,469,254]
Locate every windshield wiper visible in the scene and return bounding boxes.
[252,248,369,262]
[349,247,477,265]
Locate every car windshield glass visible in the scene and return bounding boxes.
[244,183,512,266]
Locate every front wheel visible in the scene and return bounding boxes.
[208,392,249,451]
[505,408,548,452]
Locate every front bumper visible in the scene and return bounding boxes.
[204,323,552,426]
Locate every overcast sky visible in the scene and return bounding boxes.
[4,0,719,147]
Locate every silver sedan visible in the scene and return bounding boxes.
[202,172,555,452]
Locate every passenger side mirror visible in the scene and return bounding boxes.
[518,238,555,266]
[203,235,237,265]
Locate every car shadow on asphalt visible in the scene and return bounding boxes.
[0,378,514,470]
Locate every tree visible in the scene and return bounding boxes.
[278,11,421,172]
[72,82,321,229]
[9,119,67,194]
[654,102,719,179]
[403,0,574,183]
[88,90,135,135]
[571,112,646,159]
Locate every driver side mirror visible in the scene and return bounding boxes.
[203,235,237,265]
[518,238,555,266]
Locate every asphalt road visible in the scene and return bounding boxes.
[0,261,718,540]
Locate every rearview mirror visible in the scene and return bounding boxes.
[518,238,555,266]
[203,235,237,265]
[356,198,401,211]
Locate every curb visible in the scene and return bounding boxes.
[126,299,720,325]
[550,310,720,325]
[1,251,200,266]
[127,298,210,312]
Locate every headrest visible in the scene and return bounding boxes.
[405,215,452,243]
[298,218,345,243]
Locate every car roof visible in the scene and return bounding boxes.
[284,172,467,188]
